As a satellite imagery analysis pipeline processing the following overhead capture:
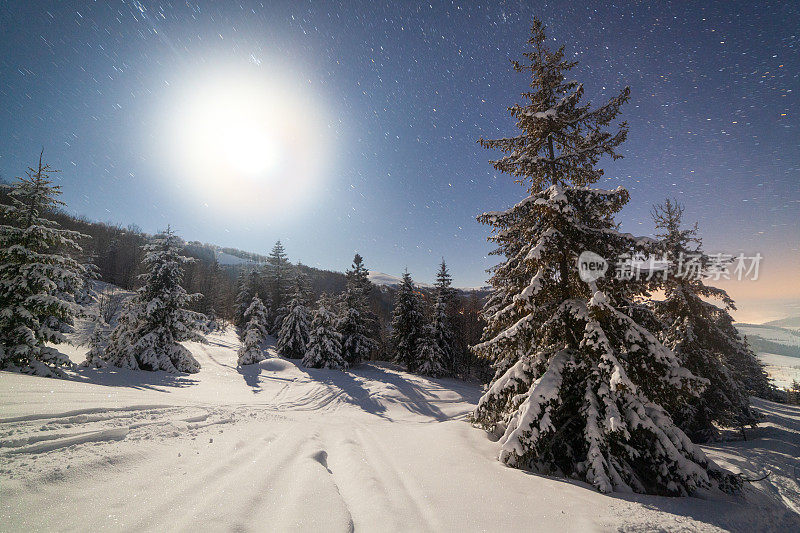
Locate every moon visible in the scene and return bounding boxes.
[184,86,283,180]
[165,66,333,213]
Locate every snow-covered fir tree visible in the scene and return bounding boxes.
[234,269,263,329]
[102,228,206,373]
[338,253,377,367]
[74,261,99,307]
[303,296,346,370]
[264,240,292,331]
[233,272,247,326]
[277,274,311,359]
[205,307,222,333]
[237,296,269,366]
[470,20,739,495]
[80,315,110,369]
[435,258,456,299]
[0,153,88,377]
[234,270,249,327]
[648,199,761,442]
[390,271,425,372]
[416,324,447,377]
[431,260,456,376]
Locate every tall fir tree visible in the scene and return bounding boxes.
[0,153,88,377]
[237,296,269,366]
[103,228,206,373]
[277,274,311,359]
[264,240,292,330]
[416,324,447,377]
[431,260,456,376]
[303,296,346,370]
[390,271,425,372]
[435,259,456,300]
[470,19,739,495]
[649,199,762,442]
[338,253,378,367]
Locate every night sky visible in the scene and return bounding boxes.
[1,1,797,320]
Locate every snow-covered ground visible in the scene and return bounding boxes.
[2,329,800,532]
[760,352,800,390]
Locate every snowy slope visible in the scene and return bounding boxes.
[215,251,254,266]
[760,352,800,389]
[367,270,488,292]
[366,270,402,286]
[765,316,800,331]
[736,324,800,347]
[2,330,800,531]
[368,271,432,288]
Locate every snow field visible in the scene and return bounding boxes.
[760,352,800,390]
[1,328,799,532]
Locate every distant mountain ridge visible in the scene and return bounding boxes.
[765,316,800,330]
[367,271,490,293]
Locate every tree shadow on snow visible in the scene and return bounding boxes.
[498,398,800,531]
[350,364,461,422]
[236,358,291,394]
[236,336,288,393]
[68,365,199,393]
[300,364,391,420]
[205,336,239,351]
[603,410,800,531]
[239,356,392,418]
[204,349,237,371]
[505,464,800,531]
[236,350,481,423]
[601,485,800,531]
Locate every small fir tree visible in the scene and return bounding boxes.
[390,271,425,372]
[205,307,221,333]
[237,296,269,366]
[75,261,99,307]
[788,380,800,406]
[0,152,88,377]
[303,296,346,370]
[81,315,110,368]
[103,228,206,373]
[277,274,311,359]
